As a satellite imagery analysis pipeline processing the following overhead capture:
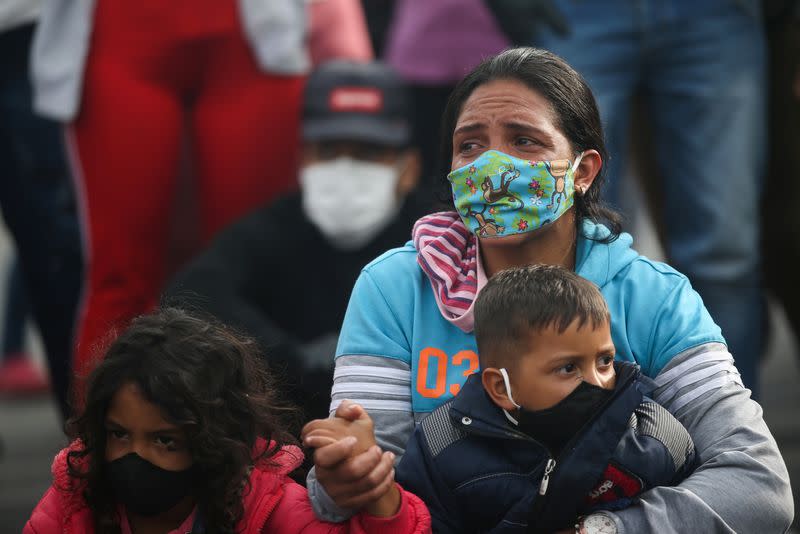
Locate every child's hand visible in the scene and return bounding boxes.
[301,401,400,516]
[301,400,377,453]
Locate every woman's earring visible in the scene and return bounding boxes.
[575,184,585,196]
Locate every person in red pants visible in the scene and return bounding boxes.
[32,0,372,382]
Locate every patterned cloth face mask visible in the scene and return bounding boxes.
[447,149,583,238]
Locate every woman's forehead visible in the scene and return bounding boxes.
[457,79,557,128]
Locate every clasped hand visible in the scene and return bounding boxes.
[302,400,399,517]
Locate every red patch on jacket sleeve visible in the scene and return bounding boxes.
[585,464,643,506]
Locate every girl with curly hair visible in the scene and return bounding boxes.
[24,308,430,534]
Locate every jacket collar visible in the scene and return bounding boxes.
[450,373,530,441]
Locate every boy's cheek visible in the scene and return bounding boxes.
[606,372,617,389]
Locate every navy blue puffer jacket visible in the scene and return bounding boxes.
[396,362,697,533]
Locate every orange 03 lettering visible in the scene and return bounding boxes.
[416,347,448,398]
[449,350,479,395]
[416,348,480,399]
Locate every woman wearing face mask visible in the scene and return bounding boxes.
[24,308,431,534]
[306,48,793,533]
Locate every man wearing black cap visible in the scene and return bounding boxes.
[166,61,422,421]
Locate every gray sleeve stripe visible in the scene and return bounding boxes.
[635,401,695,471]
[655,349,731,386]
[668,374,744,413]
[331,382,411,398]
[656,360,740,406]
[334,364,411,383]
[330,398,413,413]
[653,344,746,415]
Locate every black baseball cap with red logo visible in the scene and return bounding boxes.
[302,61,410,147]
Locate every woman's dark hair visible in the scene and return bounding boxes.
[64,307,297,534]
[437,47,622,241]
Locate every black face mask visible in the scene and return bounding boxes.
[106,453,195,517]
[514,381,614,456]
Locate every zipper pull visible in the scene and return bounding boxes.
[539,458,556,495]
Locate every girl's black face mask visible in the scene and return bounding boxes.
[106,453,195,517]
[513,380,613,456]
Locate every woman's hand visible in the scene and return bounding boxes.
[302,401,398,512]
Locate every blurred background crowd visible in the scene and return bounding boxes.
[0,0,797,530]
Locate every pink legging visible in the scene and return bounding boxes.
[68,0,304,375]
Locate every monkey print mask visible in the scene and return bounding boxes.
[448,149,583,238]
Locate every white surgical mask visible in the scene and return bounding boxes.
[300,157,402,250]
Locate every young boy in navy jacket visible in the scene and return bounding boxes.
[392,264,698,533]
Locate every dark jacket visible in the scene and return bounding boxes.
[395,362,697,533]
[166,191,426,419]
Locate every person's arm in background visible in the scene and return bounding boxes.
[166,207,322,366]
[308,0,373,65]
[358,0,396,57]
[482,0,569,45]
[590,278,794,533]
[307,268,418,521]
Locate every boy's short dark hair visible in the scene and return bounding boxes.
[474,264,610,368]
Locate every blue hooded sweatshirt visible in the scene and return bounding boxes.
[330,220,724,416]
